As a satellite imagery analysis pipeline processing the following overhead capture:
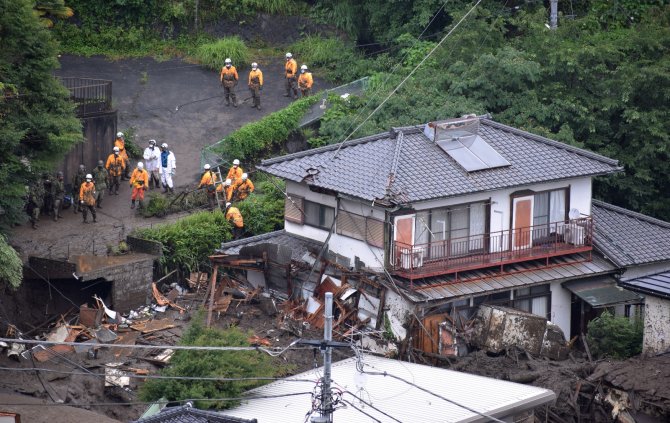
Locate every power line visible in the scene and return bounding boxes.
[333,0,483,159]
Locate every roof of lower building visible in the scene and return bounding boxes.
[620,270,670,299]
[135,403,256,423]
[258,116,621,204]
[218,229,323,261]
[592,200,670,267]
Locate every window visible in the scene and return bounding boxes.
[413,201,488,258]
[533,189,567,240]
[336,209,385,248]
[304,200,334,230]
[513,285,551,319]
[284,195,304,224]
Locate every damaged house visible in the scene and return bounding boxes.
[219,115,661,356]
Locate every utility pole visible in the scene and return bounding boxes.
[549,0,558,29]
[299,292,349,423]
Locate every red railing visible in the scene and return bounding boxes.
[391,217,593,281]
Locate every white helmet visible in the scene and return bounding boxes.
[149,139,156,146]
[137,162,144,169]
[225,178,232,186]
[85,174,93,181]
[204,164,211,170]
[233,159,240,166]
[161,143,168,149]
[251,62,258,69]
[301,64,308,70]
[224,58,231,64]
[116,132,124,138]
[225,202,232,208]
[241,173,248,180]
[285,52,292,59]
[113,146,120,152]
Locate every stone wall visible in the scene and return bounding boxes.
[643,295,670,355]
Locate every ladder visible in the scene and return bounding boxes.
[213,166,226,211]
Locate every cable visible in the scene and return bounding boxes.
[341,398,383,422]
[342,390,402,423]
[333,0,483,159]
[24,263,81,309]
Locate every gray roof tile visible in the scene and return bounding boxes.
[592,200,670,267]
[219,229,323,261]
[135,404,256,423]
[620,271,670,299]
[258,118,622,204]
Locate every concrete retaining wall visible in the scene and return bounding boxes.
[643,296,670,355]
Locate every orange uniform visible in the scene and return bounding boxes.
[219,66,239,85]
[130,168,149,201]
[298,72,313,90]
[226,165,243,183]
[105,153,125,177]
[199,170,223,193]
[79,181,96,206]
[114,137,128,162]
[248,69,264,87]
[232,178,255,201]
[285,59,297,79]
[226,206,244,228]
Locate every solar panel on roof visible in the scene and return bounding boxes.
[437,134,510,172]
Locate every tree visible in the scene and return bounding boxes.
[0,0,82,230]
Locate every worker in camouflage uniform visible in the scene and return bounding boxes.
[41,172,53,217]
[71,164,87,213]
[52,171,65,222]
[26,178,44,229]
[92,160,109,208]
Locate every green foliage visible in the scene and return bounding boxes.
[237,176,285,236]
[289,35,368,82]
[132,210,231,273]
[0,0,82,230]
[587,310,643,359]
[194,37,250,70]
[140,313,279,409]
[241,0,300,15]
[140,190,209,218]
[119,127,142,159]
[213,96,318,162]
[0,235,22,289]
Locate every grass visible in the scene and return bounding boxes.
[288,35,368,82]
[192,37,251,70]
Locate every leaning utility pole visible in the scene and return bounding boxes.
[549,0,558,29]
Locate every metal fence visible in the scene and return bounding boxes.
[58,77,113,116]
[200,77,370,170]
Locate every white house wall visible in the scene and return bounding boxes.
[642,296,670,355]
[549,281,572,337]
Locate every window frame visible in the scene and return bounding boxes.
[303,199,335,230]
[336,209,385,248]
[513,284,551,319]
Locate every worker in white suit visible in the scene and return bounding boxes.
[159,143,176,194]
[143,139,161,190]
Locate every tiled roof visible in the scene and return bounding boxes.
[218,229,323,261]
[135,404,256,423]
[592,200,670,267]
[258,117,622,204]
[620,271,670,299]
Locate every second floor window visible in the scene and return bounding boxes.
[532,189,567,240]
[304,200,335,230]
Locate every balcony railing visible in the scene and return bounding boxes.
[391,217,593,282]
[57,77,113,116]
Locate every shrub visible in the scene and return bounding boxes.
[132,210,231,273]
[289,35,368,82]
[0,235,22,289]
[140,190,209,218]
[194,37,250,70]
[237,176,285,236]
[586,310,643,359]
[140,313,280,409]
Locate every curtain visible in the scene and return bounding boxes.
[430,209,448,258]
[450,208,469,256]
[532,296,548,318]
[549,190,566,234]
[469,203,486,251]
[414,211,431,246]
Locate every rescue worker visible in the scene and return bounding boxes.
[198,164,223,211]
[224,178,234,202]
[71,164,87,213]
[298,64,313,98]
[143,139,161,190]
[52,171,65,222]
[79,174,97,223]
[226,159,243,184]
[284,52,298,99]
[28,178,45,228]
[231,172,255,201]
[129,162,149,209]
[159,143,176,194]
[225,202,244,240]
[41,172,53,217]
[220,58,239,107]
[248,62,264,111]
[114,132,131,180]
[92,160,109,208]
[105,146,125,195]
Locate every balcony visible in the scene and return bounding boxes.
[391,217,593,283]
[58,77,113,117]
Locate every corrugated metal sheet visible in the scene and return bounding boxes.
[398,254,616,303]
[223,356,555,423]
[620,270,670,299]
[563,277,643,307]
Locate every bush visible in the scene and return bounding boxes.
[289,35,368,82]
[132,210,231,273]
[140,190,209,218]
[237,176,285,236]
[140,313,280,409]
[586,310,643,359]
[194,37,250,70]
[0,235,22,289]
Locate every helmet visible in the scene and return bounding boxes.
[113,146,120,152]
[137,162,144,169]
[116,132,124,138]
[285,52,292,59]
[225,58,231,64]
[161,143,168,149]
[241,173,248,180]
[301,64,308,70]
[233,159,240,166]
[204,164,211,170]
[79,164,85,171]
[98,160,104,166]
[149,139,156,146]
[251,62,258,69]
[225,202,232,208]
[85,174,93,181]
[225,178,232,186]
[57,171,63,178]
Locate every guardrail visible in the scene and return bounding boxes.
[58,77,113,116]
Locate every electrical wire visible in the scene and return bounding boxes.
[342,390,402,423]
[333,0,483,159]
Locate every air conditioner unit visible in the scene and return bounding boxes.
[401,247,424,269]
